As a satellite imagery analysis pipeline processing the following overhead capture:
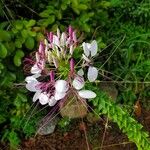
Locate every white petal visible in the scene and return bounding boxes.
[48,96,57,106]
[78,90,96,99]
[77,69,84,76]
[44,39,49,55]
[25,76,37,83]
[48,51,52,63]
[25,74,40,83]
[90,40,98,57]
[55,80,68,93]
[72,31,77,42]
[32,73,41,79]
[33,91,41,102]
[26,81,39,92]
[60,32,66,46]
[39,93,49,105]
[69,45,74,55]
[87,66,98,82]
[52,56,59,68]
[82,54,91,63]
[36,52,40,62]
[53,35,60,47]
[73,76,85,90]
[31,64,42,74]
[82,42,90,57]
[57,28,60,38]
[54,92,66,101]
[56,49,60,58]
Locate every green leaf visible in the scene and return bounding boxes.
[0,72,16,86]
[13,56,21,67]
[0,62,4,70]
[0,43,7,58]
[15,39,22,48]
[78,4,88,10]
[0,22,9,29]
[28,30,36,37]
[16,50,24,58]
[8,131,20,149]
[13,50,24,66]
[47,15,55,24]
[0,30,11,41]
[16,93,27,102]
[0,115,6,124]
[21,29,28,38]
[36,33,44,41]
[25,19,36,28]
[25,37,35,50]
[14,21,23,30]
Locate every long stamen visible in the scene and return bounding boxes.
[70,58,75,73]
[39,42,44,54]
[68,25,73,40]
[49,32,53,43]
[50,71,55,82]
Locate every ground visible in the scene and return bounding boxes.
[20,108,150,150]
[1,106,150,150]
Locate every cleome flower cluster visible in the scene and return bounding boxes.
[25,26,99,107]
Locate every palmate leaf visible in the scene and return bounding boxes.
[89,84,150,150]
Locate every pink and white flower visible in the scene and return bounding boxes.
[25,27,98,109]
[25,71,68,106]
[31,42,45,74]
[81,40,98,82]
[72,76,96,99]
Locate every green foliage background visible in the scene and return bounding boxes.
[0,0,150,149]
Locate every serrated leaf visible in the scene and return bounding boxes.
[8,131,20,149]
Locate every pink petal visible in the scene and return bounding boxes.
[78,90,96,99]
[73,76,85,90]
[55,80,68,93]
[87,66,98,82]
